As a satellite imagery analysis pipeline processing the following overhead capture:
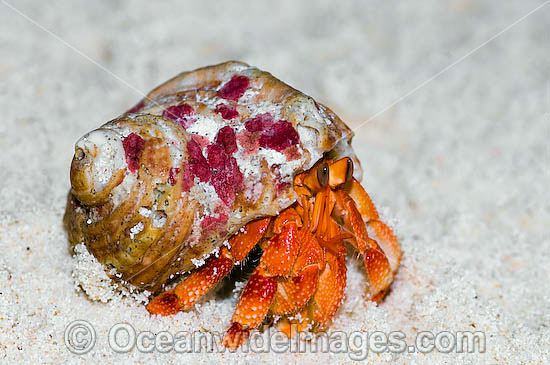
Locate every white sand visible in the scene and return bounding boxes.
[1,1,549,363]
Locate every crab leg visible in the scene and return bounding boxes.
[271,265,320,316]
[271,228,324,316]
[366,220,400,272]
[222,267,277,349]
[260,224,300,277]
[308,244,347,328]
[223,220,302,349]
[347,178,401,271]
[146,217,270,316]
[224,216,322,348]
[276,244,347,335]
[146,248,235,316]
[333,189,394,301]
[346,177,380,221]
[274,188,349,334]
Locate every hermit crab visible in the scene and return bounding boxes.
[65,61,401,349]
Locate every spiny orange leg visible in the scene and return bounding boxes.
[333,188,395,301]
[223,209,322,349]
[346,178,401,272]
[146,217,270,316]
[271,265,320,317]
[277,242,347,336]
[222,267,277,349]
[146,247,235,316]
[366,220,400,272]
[260,223,299,276]
[346,177,380,221]
[272,228,325,336]
[308,244,347,329]
[276,199,349,336]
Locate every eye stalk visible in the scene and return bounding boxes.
[328,157,354,188]
[317,162,330,187]
[293,157,355,195]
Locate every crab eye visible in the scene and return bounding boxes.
[345,158,354,184]
[317,162,329,187]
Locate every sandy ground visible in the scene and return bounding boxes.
[1,1,549,363]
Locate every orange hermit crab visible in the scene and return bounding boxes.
[65,61,401,349]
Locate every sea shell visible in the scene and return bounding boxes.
[65,61,360,291]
